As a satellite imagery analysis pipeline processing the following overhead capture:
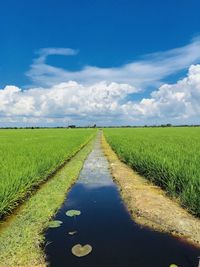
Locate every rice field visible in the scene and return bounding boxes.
[104,127,200,217]
[0,128,95,217]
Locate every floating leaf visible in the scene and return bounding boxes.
[71,244,92,257]
[66,210,81,217]
[68,231,77,235]
[48,220,63,228]
[169,265,178,267]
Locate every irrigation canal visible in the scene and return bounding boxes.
[44,134,200,267]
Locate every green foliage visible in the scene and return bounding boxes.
[71,244,92,257]
[0,128,96,217]
[48,220,63,228]
[104,127,200,216]
[0,138,93,266]
[66,209,81,217]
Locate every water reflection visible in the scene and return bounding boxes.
[44,137,200,267]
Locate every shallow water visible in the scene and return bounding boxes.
[44,135,200,267]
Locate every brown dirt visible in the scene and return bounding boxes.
[102,134,200,247]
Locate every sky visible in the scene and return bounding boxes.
[1,0,200,126]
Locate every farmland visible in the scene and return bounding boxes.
[104,127,200,217]
[0,127,200,266]
[0,128,95,217]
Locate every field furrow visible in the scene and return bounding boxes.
[104,127,200,216]
[0,128,96,217]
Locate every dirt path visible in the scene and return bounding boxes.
[102,134,200,247]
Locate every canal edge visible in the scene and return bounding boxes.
[0,136,96,267]
[101,132,200,248]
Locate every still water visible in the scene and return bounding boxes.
[44,136,200,267]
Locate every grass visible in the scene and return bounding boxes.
[0,128,96,217]
[104,127,200,217]
[0,137,94,267]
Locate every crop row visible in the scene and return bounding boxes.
[104,127,200,217]
[0,129,95,217]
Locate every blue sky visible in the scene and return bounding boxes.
[1,0,200,126]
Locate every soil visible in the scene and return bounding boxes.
[102,134,200,247]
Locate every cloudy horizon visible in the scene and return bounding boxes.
[1,1,200,127]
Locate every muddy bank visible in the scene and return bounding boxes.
[44,133,200,267]
[102,134,200,247]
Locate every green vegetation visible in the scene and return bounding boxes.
[0,128,95,217]
[104,127,200,216]
[0,139,93,267]
[71,244,92,257]
[48,220,63,228]
[66,209,81,217]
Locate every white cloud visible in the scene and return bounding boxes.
[1,39,200,126]
[123,64,200,124]
[26,38,200,89]
[34,48,78,64]
[0,81,137,125]
[1,64,200,126]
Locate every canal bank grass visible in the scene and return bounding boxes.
[102,134,200,247]
[103,128,200,217]
[0,139,94,267]
[0,129,95,218]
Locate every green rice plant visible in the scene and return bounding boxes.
[0,128,96,217]
[104,127,200,217]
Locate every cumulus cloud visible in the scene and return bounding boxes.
[1,64,200,126]
[2,38,200,126]
[0,81,137,125]
[123,64,200,124]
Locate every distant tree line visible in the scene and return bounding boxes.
[0,124,97,129]
[0,123,200,129]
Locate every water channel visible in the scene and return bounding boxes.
[44,135,200,267]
